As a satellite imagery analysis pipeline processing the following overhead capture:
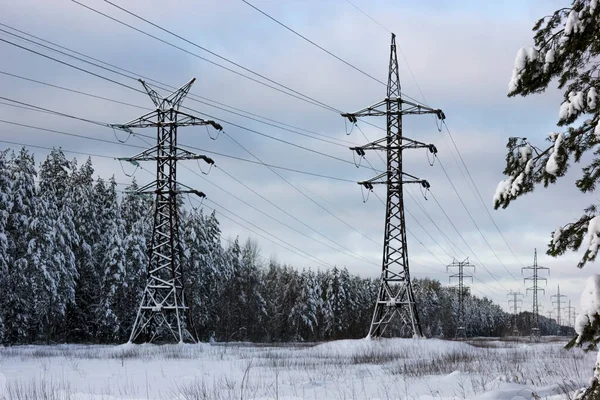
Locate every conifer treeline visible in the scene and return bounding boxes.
[0,148,563,344]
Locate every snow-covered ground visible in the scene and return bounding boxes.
[0,337,593,399]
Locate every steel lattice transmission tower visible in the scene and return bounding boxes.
[447,258,475,338]
[114,78,222,343]
[522,249,549,339]
[551,285,568,335]
[507,291,523,336]
[342,33,444,338]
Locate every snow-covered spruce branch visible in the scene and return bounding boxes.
[547,208,599,266]
[509,1,600,98]
[493,116,600,210]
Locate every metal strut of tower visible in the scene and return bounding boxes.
[507,291,523,336]
[551,285,568,335]
[114,78,222,343]
[447,258,475,338]
[522,249,549,339]
[341,33,445,338]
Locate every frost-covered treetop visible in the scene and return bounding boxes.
[495,0,600,269]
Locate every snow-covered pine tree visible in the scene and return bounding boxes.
[4,148,37,343]
[38,149,78,342]
[95,177,126,341]
[39,148,70,209]
[0,149,12,342]
[120,180,149,341]
[290,269,319,340]
[27,190,61,343]
[66,157,101,342]
[238,239,267,341]
[493,2,600,397]
[182,207,208,341]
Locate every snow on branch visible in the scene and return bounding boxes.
[508,47,538,94]
[545,132,564,176]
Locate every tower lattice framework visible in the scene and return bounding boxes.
[114,78,222,343]
[551,285,567,335]
[342,33,444,338]
[447,258,475,338]
[507,291,523,336]
[522,249,548,339]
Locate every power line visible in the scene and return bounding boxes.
[428,190,509,292]
[0,118,142,150]
[72,0,340,113]
[215,165,378,263]
[223,132,381,247]
[436,156,519,282]
[198,198,329,269]
[344,0,391,33]
[0,22,354,146]
[180,161,380,268]
[442,121,527,268]
[241,1,386,87]
[0,105,356,183]
[0,34,375,171]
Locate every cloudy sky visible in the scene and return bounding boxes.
[0,0,591,319]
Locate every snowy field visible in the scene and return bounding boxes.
[0,337,593,400]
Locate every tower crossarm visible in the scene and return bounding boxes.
[118,151,215,164]
[341,99,445,121]
[350,136,437,155]
[112,109,222,130]
[357,172,430,190]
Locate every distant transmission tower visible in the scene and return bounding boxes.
[567,299,575,330]
[507,291,523,336]
[114,78,222,343]
[447,258,475,338]
[341,33,444,338]
[551,285,568,335]
[522,249,548,339]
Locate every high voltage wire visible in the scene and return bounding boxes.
[71,0,340,113]
[0,115,355,182]
[215,166,378,265]
[428,190,509,292]
[436,156,519,282]
[179,161,380,268]
[199,199,332,270]
[223,132,381,247]
[241,1,385,86]
[240,0,431,108]
[0,22,355,146]
[2,105,495,295]
[0,70,354,152]
[442,120,527,268]
[404,185,469,260]
[60,3,394,135]
[0,33,375,171]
